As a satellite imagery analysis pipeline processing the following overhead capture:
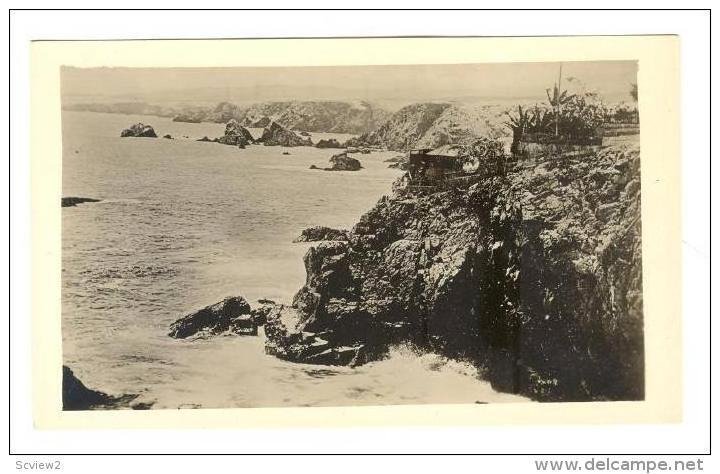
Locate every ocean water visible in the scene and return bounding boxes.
[61,111,527,409]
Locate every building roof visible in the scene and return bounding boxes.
[425,144,464,158]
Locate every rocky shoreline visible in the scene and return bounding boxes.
[140,139,642,403]
[81,115,642,405]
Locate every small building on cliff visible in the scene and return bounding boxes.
[407,145,465,186]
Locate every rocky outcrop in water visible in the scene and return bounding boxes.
[168,296,257,339]
[62,197,100,207]
[120,123,157,138]
[327,152,362,171]
[258,122,313,147]
[310,152,363,171]
[294,226,349,243]
[265,142,643,402]
[62,366,145,410]
[214,119,254,147]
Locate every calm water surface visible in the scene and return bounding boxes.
[62,111,527,408]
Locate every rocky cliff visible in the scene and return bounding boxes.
[351,102,453,151]
[265,141,643,402]
[239,100,390,135]
[351,102,512,152]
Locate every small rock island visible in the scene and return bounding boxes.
[120,123,157,138]
[62,197,100,208]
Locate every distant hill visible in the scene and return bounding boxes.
[62,102,180,118]
[238,101,390,135]
[64,100,391,135]
[351,102,512,151]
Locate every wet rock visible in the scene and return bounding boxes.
[62,366,142,410]
[230,314,257,336]
[62,197,100,208]
[293,226,349,243]
[120,123,157,138]
[162,134,173,139]
[258,122,312,147]
[250,299,276,326]
[168,296,254,339]
[263,305,366,366]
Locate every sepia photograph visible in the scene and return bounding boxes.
[10,5,710,465]
[59,59,644,410]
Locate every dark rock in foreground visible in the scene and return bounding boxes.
[258,122,312,147]
[62,366,144,410]
[120,123,157,138]
[265,142,644,402]
[163,134,173,139]
[168,296,257,339]
[264,305,367,366]
[293,226,349,243]
[62,197,100,208]
[327,152,362,171]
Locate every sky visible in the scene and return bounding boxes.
[61,60,638,108]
